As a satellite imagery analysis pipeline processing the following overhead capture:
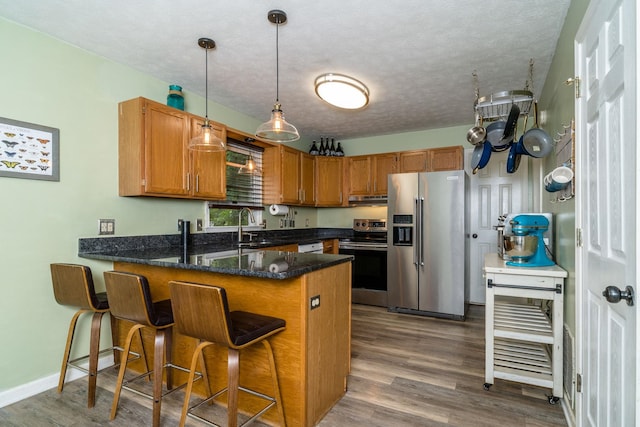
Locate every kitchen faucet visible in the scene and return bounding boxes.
[238,207,255,243]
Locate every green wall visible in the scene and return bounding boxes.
[0,0,588,402]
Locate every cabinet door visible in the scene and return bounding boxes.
[347,155,372,195]
[427,146,463,171]
[300,153,316,206]
[190,118,227,199]
[143,101,190,195]
[315,157,344,206]
[398,150,428,173]
[372,153,397,194]
[281,145,301,204]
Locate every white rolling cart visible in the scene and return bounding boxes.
[482,253,567,403]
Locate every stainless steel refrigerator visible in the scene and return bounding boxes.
[387,170,468,319]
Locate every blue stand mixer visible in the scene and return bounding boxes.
[505,214,555,267]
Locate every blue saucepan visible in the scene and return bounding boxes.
[471,140,492,174]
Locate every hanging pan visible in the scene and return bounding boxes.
[471,140,492,174]
[519,102,553,158]
[466,114,486,146]
[506,141,522,173]
[485,120,510,151]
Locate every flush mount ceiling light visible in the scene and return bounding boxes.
[315,73,370,109]
[255,9,300,143]
[189,37,226,152]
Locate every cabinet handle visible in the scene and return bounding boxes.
[196,175,199,193]
[186,173,190,191]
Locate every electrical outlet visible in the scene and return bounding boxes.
[310,295,321,310]
[99,219,115,235]
[305,218,309,227]
[196,219,203,231]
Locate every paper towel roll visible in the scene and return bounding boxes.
[269,260,289,273]
[269,204,290,215]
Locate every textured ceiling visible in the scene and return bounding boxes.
[0,0,571,141]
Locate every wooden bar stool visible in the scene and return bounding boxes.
[51,263,136,408]
[104,270,193,427]
[168,280,286,427]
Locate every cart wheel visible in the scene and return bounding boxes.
[483,383,491,391]
[547,395,559,404]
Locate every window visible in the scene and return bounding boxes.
[205,140,264,231]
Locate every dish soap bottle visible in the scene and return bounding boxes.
[167,85,184,110]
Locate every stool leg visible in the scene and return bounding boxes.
[111,324,144,421]
[87,311,106,408]
[58,309,89,393]
[227,348,240,427]
[152,329,166,427]
[263,339,286,426]
[164,326,173,391]
[179,340,211,427]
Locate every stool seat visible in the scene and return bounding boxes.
[229,311,286,347]
[169,280,287,427]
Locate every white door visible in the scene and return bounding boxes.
[575,0,638,425]
[465,148,528,304]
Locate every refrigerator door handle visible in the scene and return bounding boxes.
[414,197,420,266]
[420,197,425,266]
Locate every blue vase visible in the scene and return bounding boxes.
[167,85,184,110]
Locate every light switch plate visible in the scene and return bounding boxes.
[99,219,115,235]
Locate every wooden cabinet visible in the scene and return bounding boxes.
[427,146,463,171]
[118,97,226,200]
[263,145,315,206]
[315,156,344,206]
[322,239,339,254]
[299,153,316,206]
[372,153,397,194]
[190,118,227,199]
[397,147,463,173]
[347,153,397,197]
[398,149,429,173]
[347,155,372,195]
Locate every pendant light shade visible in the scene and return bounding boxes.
[189,37,226,152]
[238,153,262,176]
[255,10,300,143]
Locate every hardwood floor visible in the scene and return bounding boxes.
[0,304,567,426]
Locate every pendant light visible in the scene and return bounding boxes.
[238,153,262,175]
[255,10,300,143]
[188,37,226,152]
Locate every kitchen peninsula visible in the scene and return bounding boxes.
[79,237,353,427]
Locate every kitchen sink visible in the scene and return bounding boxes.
[236,240,273,248]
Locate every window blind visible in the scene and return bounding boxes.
[208,140,263,208]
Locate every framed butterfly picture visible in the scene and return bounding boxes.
[0,117,59,181]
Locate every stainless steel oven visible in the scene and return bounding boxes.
[339,219,388,307]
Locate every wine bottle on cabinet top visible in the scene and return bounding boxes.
[319,138,326,156]
[309,140,319,155]
[336,142,344,156]
[330,138,336,156]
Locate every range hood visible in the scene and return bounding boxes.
[348,195,387,206]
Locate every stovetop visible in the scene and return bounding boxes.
[341,219,388,246]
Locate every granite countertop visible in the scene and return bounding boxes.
[78,229,353,280]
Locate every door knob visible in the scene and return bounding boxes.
[602,285,635,306]
[472,233,478,239]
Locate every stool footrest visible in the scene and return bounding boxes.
[187,386,277,427]
[121,363,201,401]
[66,346,141,375]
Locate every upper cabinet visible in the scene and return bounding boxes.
[427,146,463,171]
[398,149,429,173]
[189,118,227,199]
[398,147,463,173]
[263,145,316,206]
[347,153,397,196]
[118,97,227,200]
[315,156,345,207]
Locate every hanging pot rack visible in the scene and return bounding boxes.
[472,59,535,121]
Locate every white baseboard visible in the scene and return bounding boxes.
[0,355,115,408]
